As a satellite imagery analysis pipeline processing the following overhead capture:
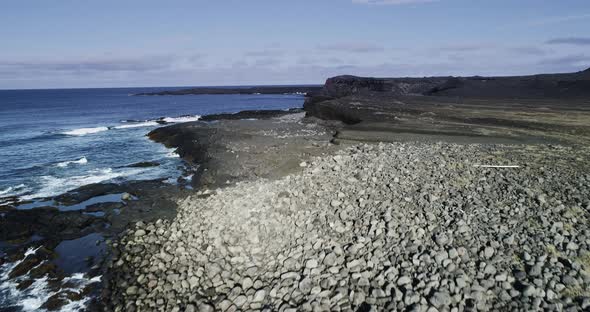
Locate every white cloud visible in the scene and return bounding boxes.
[244,49,286,57]
[546,37,590,46]
[317,42,384,53]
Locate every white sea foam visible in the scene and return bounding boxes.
[61,127,109,136]
[0,184,30,203]
[112,121,160,129]
[56,157,88,168]
[0,249,101,311]
[59,116,198,136]
[20,168,142,201]
[162,115,201,123]
[0,184,28,196]
[165,151,180,158]
[163,177,178,185]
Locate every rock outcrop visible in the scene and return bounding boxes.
[307,68,590,103]
[303,68,590,144]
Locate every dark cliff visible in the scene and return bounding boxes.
[309,68,590,101]
[304,68,590,123]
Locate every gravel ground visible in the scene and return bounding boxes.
[107,142,590,311]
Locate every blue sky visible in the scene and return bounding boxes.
[1,0,589,89]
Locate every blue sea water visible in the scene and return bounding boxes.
[0,87,305,204]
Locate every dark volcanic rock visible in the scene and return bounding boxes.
[147,109,309,169]
[308,68,590,104]
[54,183,120,205]
[124,161,160,168]
[148,124,210,164]
[303,68,590,144]
[0,207,103,242]
[323,75,388,97]
[9,255,41,278]
[311,75,450,99]
[148,112,337,189]
[200,108,303,121]
[29,262,60,279]
[303,99,362,125]
[85,202,122,212]
[42,293,69,311]
[16,279,34,290]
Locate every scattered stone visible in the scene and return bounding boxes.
[484,246,495,259]
[305,259,318,269]
[522,285,537,297]
[125,286,138,295]
[253,289,266,302]
[429,291,451,308]
[105,143,590,311]
[397,276,412,286]
[330,199,342,207]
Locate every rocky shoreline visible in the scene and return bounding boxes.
[0,108,326,311]
[3,69,590,311]
[0,178,188,310]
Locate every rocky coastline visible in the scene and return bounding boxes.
[103,70,590,311]
[3,69,590,311]
[0,109,318,311]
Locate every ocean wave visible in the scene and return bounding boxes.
[0,184,30,197]
[57,115,200,137]
[61,127,109,136]
[161,115,201,123]
[0,247,101,311]
[56,157,88,168]
[112,121,160,129]
[165,151,180,158]
[20,168,142,201]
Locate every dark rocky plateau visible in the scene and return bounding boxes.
[307,68,590,100]
[199,108,303,121]
[148,109,338,189]
[135,85,322,96]
[304,68,590,145]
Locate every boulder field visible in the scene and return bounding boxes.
[107,142,590,311]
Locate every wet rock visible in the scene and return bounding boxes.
[41,293,70,311]
[9,255,41,279]
[16,279,34,290]
[126,161,160,168]
[29,262,58,279]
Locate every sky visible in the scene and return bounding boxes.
[1,0,590,89]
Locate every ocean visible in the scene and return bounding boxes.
[0,87,305,205]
